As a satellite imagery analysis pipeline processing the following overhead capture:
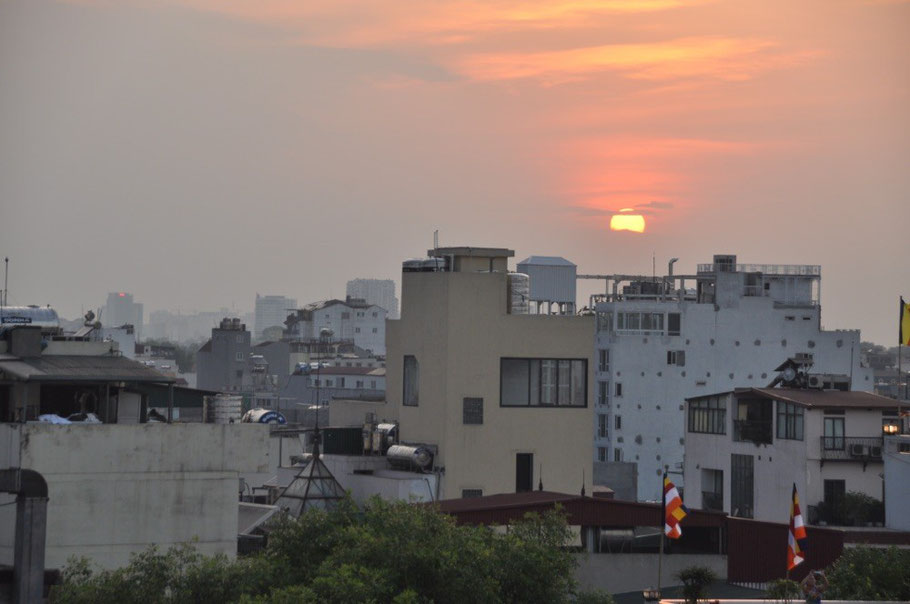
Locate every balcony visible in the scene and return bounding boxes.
[733,420,772,445]
[702,491,723,512]
[820,436,883,467]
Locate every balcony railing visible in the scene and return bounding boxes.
[702,491,724,512]
[733,420,773,445]
[820,436,884,462]
[697,263,821,276]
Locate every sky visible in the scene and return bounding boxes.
[1,0,908,344]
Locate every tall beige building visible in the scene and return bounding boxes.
[387,247,594,499]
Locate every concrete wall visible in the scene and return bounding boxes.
[684,397,887,524]
[596,283,873,500]
[329,399,397,427]
[884,436,910,530]
[573,553,727,595]
[0,423,270,569]
[593,461,638,501]
[390,270,594,500]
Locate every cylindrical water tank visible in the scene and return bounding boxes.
[508,273,530,314]
[0,306,60,332]
[241,408,287,425]
[208,395,242,424]
[386,444,433,470]
[402,258,424,272]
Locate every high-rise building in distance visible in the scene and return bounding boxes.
[104,292,143,340]
[346,278,398,319]
[254,294,297,340]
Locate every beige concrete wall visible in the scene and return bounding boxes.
[0,423,270,569]
[329,399,397,427]
[390,271,594,499]
[574,553,727,595]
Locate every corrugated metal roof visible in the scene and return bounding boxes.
[741,387,900,410]
[0,355,174,383]
[517,256,576,267]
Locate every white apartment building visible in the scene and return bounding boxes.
[683,387,901,525]
[346,278,399,319]
[388,246,594,500]
[286,298,387,355]
[593,255,872,501]
[254,294,297,340]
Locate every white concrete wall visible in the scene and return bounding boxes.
[0,423,270,569]
[684,400,888,523]
[574,553,726,595]
[884,436,910,530]
[596,288,872,500]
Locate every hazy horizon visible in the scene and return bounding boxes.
[2,0,908,345]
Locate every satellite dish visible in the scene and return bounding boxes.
[781,367,797,383]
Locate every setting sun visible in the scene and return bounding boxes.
[610,210,646,233]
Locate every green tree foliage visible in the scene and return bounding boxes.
[675,565,717,604]
[765,578,800,603]
[51,497,584,604]
[825,546,910,601]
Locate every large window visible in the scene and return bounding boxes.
[500,358,587,407]
[668,313,681,336]
[597,381,608,406]
[688,397,726,434]
[403,355,419,406]
[776,401,804,440]
[596,312,613,332]
[615,312,664,334]
[598,349,609,372]
[598,414,608,438]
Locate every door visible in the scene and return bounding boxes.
[731,454,754,518]
[516,453,533,493]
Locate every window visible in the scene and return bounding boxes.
[372,312,378,318]
[338,377,345,388]
[596,312,613,332]
[598,349,609,372]
[355,327,361,333]
[597,447,607,462]
[667,350,686,366]
[824,480,846,524]
[616,312,663,333]
[776,401,804,440]
[701,469,723,512]
[341,312,351,319]
[615,382,622,397]
[883,412,900,435]
[688,397,726,434]
[668,313,681,336]
[356,380,364,388]
[614,448,623,462]
[463,397,483,425]
[235,334,244,343]
[462,489,483,498]
[597,381,608,406]
[615,415,622,430]
[370,380,377,389]
[500,358,587,407]
[823,416,845,450]
[731,454,754,519]
[235,369,243,378]
[598,414,608,438]
[325,379,333,387]
[235,352,244,361]
[372,328,378,333]
[403,355,419,406]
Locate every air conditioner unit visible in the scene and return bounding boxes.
[849,443,866,457]
[807,375,823,389]
[869,446,882,458]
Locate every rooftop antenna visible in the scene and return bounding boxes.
[3,256,8,306]
[581,468,586,497]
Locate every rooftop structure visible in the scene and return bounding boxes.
[254,294,297,341]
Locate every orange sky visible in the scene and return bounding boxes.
[1,0,908,343]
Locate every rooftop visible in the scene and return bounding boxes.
[0,354,174,383]
[689,387,901,410]
[428,246,515,258]
[517,256,576,267]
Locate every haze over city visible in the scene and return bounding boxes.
[2,0,908,344]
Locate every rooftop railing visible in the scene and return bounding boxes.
[697,263,821,276]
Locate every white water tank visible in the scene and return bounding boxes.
[207,395,242,424]
[508,273,530,314]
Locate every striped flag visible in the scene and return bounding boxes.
[788,483,808,570]
[664,475,688,539]
[901,297,910,346]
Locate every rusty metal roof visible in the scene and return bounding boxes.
[738,387,900,410]
[0,355,174,383]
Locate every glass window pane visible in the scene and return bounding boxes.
[529,360,540,405]
[571,360,586,406]
[541,360,557,404]
[557,360,571,405]
[501,359,530,406]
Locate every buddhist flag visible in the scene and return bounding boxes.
[788,483,808,570]
[901,297,910,346]
[664,475,688,539]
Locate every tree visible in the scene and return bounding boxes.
[51,497,584,603]
[675,566,717,604]
[825,546,910,601]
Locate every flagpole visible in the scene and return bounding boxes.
[658,472,665,597]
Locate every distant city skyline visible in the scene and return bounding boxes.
[1,0,907,346]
